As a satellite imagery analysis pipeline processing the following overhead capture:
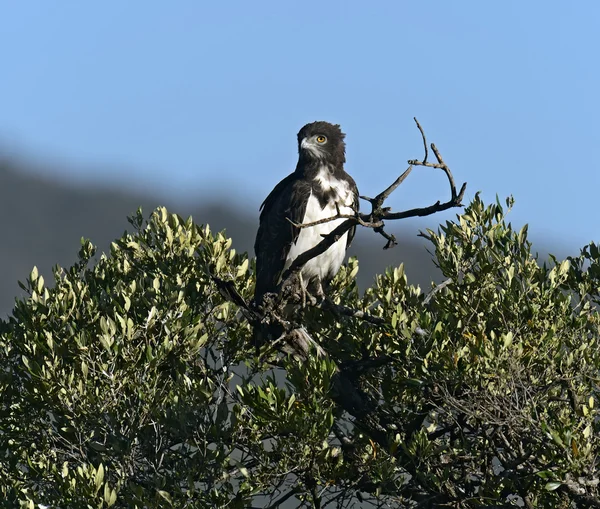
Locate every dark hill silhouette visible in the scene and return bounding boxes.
[0,155,576,319]
[0,156,503,316]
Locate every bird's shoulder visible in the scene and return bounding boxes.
[254,171,312,299]
[336,169,359,199]
[259,171,311,219]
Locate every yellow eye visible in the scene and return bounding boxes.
[316,135,327,143]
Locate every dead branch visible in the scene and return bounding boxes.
[373,225,397,249]
[414,117,429,164]
[360,165,414,214]
[288,118,467,251]
[249,118,467,350]
[280,219,357,282]
[287,214,381,230]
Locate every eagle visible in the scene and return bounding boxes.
[254,121,359,307]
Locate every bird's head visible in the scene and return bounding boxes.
[297,121,346,166]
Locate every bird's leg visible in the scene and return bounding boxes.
[299,272,307,308]
[314,277,326,302]
[299,273,323,307]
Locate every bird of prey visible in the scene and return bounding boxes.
[254,121,359,306]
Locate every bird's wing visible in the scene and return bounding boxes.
[345,175,360,249]
[254,174,310,302]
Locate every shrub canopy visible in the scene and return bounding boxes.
[1,197,599,508]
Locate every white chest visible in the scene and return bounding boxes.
[284,168,355,283]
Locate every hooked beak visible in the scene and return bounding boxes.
[300,137,324,159]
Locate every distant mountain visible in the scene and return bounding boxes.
[0,157,444,316]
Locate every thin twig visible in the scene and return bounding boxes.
[414,116,428,164]
[373,225,397,249]
[281,219,357,281]
[369,165,414,209]
[422,278,452,306]
[321,299,386,325]
[287,214,382,230]
[377,184,467,221]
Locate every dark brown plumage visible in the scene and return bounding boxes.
[254,121,359,305]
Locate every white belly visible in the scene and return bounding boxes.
[284,192,354,283]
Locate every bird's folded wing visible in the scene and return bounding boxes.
[254,175,310,301]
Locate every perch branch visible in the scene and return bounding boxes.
[280,219,357,281]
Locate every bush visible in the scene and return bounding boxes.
[1,197,599,508]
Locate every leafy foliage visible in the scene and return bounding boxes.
[1,197,599,508]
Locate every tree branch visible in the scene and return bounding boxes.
[280,219,357,282]
[287,118,467,253]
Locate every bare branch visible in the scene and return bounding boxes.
[287,214,353,229]
[422,278,452,306]
[360,166,414,215]
[381,186,467,220]
[414,116,428,164]
[373,225,397,249]
[321,299,386,325]
[283,119,466,258]
[281,219,357,281]
[287,213,381,230]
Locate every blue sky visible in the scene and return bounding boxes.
[1,1,599,249]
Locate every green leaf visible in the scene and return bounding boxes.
[107,487,117,507]
[236,258,249,278]
[104,482,113,505]
[288,393,296,410]
[95,463,104,492]
[545,481,562,491]
[157,490,173,505]
[558,259,570,276]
